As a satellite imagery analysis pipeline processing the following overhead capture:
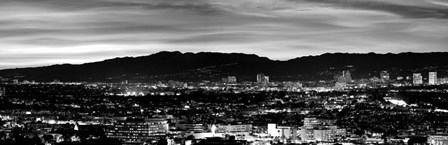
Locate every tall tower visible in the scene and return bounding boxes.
[343,71,352,82]
[429,72,437,85]
[0,87,4,96]
[264,76,269,83]
[413,73,423,85]
[335,71,352,83]
[257,73,265,83]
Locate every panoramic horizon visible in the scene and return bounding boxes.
[2,1,448,144]
[1,0,448,69]
[2,50,448,70]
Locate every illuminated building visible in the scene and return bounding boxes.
[380,71,390,82]
[257,73,265,83]
[176,124,205,132]
[298,127,344,142]
[429,72,438,85]
[413,73,423,85]
[0,87,4,96]
[264,76,269,83]
[267,123,279,137]
[298,128,315,141]
[299,118,346,142]
[439,77,448,84]
[227,76,237,83]
[193,137,248,145]
[267,123,291,137]
[303,118,320,127]
[313,129,333,141]
[428,135,448,145]
[282,81,302,91]
[256,73,269,84]
[221,78,228,83]
[334,71,352,88]
[343,70,352,82]
[215,124,252,133]
[107,118,168,145]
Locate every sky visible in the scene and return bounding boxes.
[1,0,448,69]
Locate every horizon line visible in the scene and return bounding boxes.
[1,50,447,71]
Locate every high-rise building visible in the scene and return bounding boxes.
[107,118,168,144]
[221,77,228,83]
[256,73,269,84]
[335,71,352,83]
[413,73,423,85]
[256,73,265,83]
[334,71,352,89]
[380,71,390,82]
[343,70,352,82]
[227,76,237,83]
[429,72,437,85]
[0,87,4,96]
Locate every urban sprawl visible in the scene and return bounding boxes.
[1,71,448,145]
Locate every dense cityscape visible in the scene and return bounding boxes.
[2,0,448,144]
[1,70,448,145]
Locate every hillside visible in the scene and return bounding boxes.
[0,51,447,82]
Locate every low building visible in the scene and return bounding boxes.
[106,118,168,145]
[215,124,252,133]
[428,135,448,145]
[298,118,347,142]
[267,123,293,138]
[176,123,205,132]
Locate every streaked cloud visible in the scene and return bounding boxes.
[0,0,447,69]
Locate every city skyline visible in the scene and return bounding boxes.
[1,0,448,69]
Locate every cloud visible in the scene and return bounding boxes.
[0,0,448,69]
[427,0,448,7]
[289,0,448,19]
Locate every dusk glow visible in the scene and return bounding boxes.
[1,0,448,69]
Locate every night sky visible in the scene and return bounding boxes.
[1,0,448,69]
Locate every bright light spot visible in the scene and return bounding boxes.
[387,99,408,106]
[48,120,56,124]
[435,109,448,113]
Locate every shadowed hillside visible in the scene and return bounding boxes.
[0,51,447,82]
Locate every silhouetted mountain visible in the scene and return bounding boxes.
[0,51,447,82]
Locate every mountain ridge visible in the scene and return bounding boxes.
[1,51,448,82]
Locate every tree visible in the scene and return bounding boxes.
[354,129,365,136]
[186,135,195,140]
[43,135,54,142]
[157,138,168,145]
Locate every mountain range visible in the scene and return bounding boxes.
[1,51,447,82]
